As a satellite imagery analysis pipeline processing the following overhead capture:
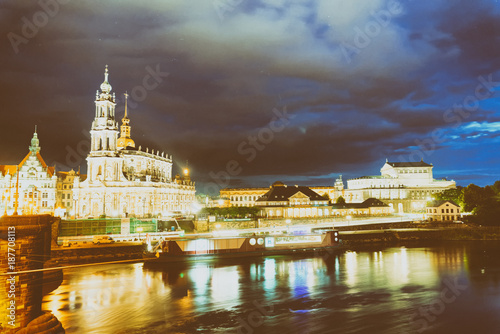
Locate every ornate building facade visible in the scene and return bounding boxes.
[55,170,86,217]
[220,176,345,208]
[0,130,57,215]
[346,160,456,213]
[73,66,195,218]
[220,187,268,207]
[255,181,330,218]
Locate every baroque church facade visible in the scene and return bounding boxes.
[0,130,57,215]
[73,66,195,218]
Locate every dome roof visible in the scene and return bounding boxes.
[100,65,112,93]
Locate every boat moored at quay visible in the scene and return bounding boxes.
[146,230,342,263]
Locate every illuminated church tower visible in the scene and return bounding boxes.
[73,65,195,219]
[87,65,123,182]
[90,65,118,155]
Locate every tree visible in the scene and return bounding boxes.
[491,180,500,195]
[200,206,260,219]
[434,187,463,206]
[456,183,500,226]
[460,184,495,213]
[471,196,500,225]
[336,196,346,205]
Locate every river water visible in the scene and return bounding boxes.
[42,241,500,334]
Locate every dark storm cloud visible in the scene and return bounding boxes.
[0,0,499,191]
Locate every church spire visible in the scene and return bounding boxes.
[90,65,119,156]
[124,91,129,119]
[117,92,135,149]
[29,125,40,154]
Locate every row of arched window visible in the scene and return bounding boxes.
[231,195,260,202]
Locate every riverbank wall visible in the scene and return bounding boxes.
[46,244,144,267]
[339,226,500,246]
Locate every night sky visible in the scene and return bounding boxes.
[1,1,500,194]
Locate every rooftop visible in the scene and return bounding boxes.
[386,161,433,168]
[256,183,327,202]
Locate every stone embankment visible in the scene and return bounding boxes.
[46,244,144,267]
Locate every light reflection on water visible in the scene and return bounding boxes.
[42,242,500,334]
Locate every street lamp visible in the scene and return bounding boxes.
[137,227,143,240]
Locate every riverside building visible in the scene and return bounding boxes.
[219,161,455,213]
[346,160,456,213]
